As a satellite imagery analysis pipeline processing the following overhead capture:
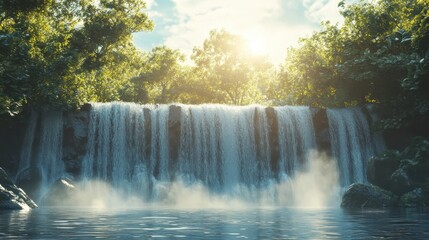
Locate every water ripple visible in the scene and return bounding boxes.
[1,207,429,239]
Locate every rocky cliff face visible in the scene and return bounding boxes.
[0,114,26,175]
[63,109,90,176]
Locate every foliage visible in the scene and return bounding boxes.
[190,29,274,105]
[372,137,429,174]
[280,23,345,107]
[0,0,153,115]
[132,46,185,104]
[400,137,429,166]
[275,0,429,129]
[0,0,428,135]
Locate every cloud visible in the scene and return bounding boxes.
[136,0,351,64]
[144,0,155,8]
[164,0,319,64]
[134,0,180,51]
[303,0,345,23]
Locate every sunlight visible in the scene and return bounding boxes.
[247,38,266,55]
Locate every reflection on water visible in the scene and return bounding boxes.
[1,207,429,239]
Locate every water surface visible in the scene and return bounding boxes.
[1,207,429,239]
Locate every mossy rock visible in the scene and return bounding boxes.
[341,183,398,209]
[398,187,429,207]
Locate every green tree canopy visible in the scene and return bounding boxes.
[0,0,153,115]
[276,0,429,128]
[190,29,273,105]
[132,46,186,104]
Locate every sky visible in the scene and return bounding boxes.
[133,0,354,64]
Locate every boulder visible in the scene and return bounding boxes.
[390,166,413,195]
[367,151,400,190]
[367,137,429,195]
[398,187,429,207]
[398,159,429,185]
[41,178,78,206]
[0,167,37,210]
[341,183,398,209]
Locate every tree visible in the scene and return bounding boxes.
[279,23,345,107]
[0,0,153,115]
[190,29,272,105]
[338,0,429,128]
[276,0,429,129]
[132,46,185,104]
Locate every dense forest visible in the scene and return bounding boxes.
[0,0,428,131]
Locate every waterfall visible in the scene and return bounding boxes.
[37,111,65,191]
[81,103,320,201]
[276,106,316,175]
[16,110,65,199]
[15,110,38,182]
[327,108,384,186]
[18,102,384,204]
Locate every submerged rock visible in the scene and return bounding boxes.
[0,167,37,210]
[341,183,398,209]
[41,178,78,206]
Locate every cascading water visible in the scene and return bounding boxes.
[15,110,65,199]
[18,102,384,206]
[81,103,320,203]
[15,110,38,182]
[327,108,384,186]
[37,112,65,192]
[276,106,317,175]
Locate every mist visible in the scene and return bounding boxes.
[42,151,340,210]
[277,151,341,208]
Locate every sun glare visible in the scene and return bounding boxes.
[248,38,266,55]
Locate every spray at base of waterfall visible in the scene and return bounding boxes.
[44,151,340,210]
